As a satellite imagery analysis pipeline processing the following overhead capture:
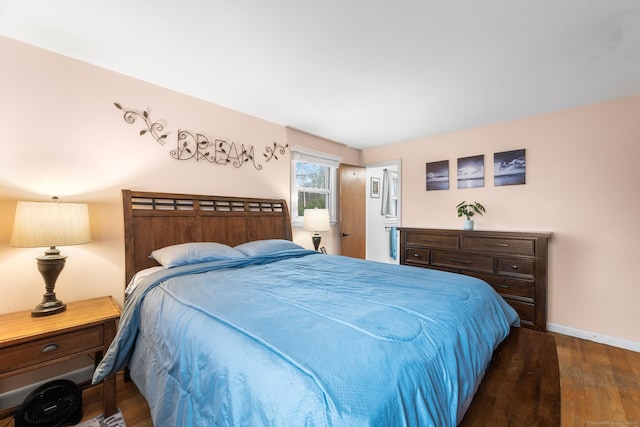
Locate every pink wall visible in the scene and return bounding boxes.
[2,36,638,349]
[364,96,640,346]
[0,37,350,312]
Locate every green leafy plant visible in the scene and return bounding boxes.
[456,201,486,220]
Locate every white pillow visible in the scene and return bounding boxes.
[234,239,304,256]
[125,266,165,296]
[150,242,246,268]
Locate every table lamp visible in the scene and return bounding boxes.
[303,208,330,251]
[10,197,91,316]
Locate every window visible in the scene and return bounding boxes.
[290,147,339,226]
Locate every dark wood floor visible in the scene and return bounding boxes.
[81,373,153,426]
[554,333,640,426]
[2,332,639,426]
[461,328,561,426]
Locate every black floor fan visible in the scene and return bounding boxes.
[15,379,83,427]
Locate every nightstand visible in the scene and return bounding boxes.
[0,296,121,418]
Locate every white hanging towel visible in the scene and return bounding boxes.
[381,169,397,217]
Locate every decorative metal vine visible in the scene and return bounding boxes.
[114,103,288,170]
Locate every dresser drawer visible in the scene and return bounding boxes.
[507,300,535,327]
[471,273,535,301]
[463,236,534,256]
[0,326,103,375]
[404,248,429,264]
[405,232,458,249]
[496,257,535,279]
[431,251,494,273]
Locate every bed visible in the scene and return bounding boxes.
[93,190,519,426]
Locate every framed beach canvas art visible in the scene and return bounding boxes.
[457,155,485,189]
[494,149,526,186]
[426,160,449,191]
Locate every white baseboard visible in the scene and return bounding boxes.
[547,323,640,352]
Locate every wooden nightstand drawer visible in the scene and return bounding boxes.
[0,325,103,375]
[431,250,494,273]
[405,232,458,249]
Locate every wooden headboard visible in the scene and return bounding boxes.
[122,189,292,285]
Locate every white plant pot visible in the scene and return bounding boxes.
[463,219,474,230]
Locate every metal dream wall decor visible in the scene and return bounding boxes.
[115,103,288,170]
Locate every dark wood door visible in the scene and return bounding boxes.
[339,164,366,258]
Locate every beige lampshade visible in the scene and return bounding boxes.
[303,208,330,232]
[10,201,91,248]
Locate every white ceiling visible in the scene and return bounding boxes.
[1,1,640,149]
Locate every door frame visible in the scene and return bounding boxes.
[365,159,402,262]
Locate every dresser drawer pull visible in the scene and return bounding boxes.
[413,253,421,258]
[512,265,519,270]
[41,343,59,353]
[449,258,473,264]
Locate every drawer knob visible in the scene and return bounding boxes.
[414,253,420,258]
[512,265,519,270]
[41,343,59,353]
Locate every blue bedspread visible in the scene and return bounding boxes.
[93,249,518,426]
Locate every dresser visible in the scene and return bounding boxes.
[399,228,551,331]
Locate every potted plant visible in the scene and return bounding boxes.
[456,201,485,230]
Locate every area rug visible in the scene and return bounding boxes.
[76,408,126,427]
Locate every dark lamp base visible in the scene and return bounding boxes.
[32,247,68,317]
[32,300,67,317]
[312,234,322,251]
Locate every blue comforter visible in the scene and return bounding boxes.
[93,249,518,426]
